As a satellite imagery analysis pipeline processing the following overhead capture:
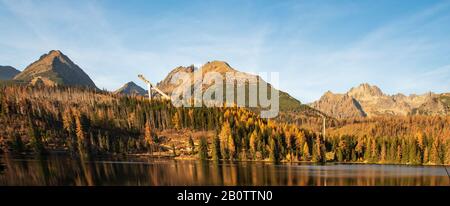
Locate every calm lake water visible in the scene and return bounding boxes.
[0,155,449,186]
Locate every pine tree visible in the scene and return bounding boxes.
[144,121,153,153]
[28,117,45,155]
[269,137,279,163]
[408,140,417,164]
[396,144,402,163]
[444,138,450,165]
[312,136,324,163]
[370,139,378,162]
[212,136,221,161]
[355,136,364,161]
[219,122,232,159]
[295,131,305,160]
[75,113,89,157]
[430,137,442,165]
[364,137,371,162]
[423,147,429,164]
[172,111,182,130]
[228,134,236,159]
[189,136,195,154]
[380,142,387,163]
[198,136,208,160]
[249,130,257,158]
[10,133,24,153]
[302,142,310,161]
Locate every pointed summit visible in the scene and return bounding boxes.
[347,83,384,98]
[201,60,236,74]
[157,60,304,113]
[14,50,97,88]
[114,81,147,96]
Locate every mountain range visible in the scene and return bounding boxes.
[3,50,449,118]
[311,83,450,118]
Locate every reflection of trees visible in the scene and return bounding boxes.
[0,156,448,186]
[0,158,5,174]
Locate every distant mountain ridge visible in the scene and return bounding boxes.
[0,66,20,80]
[114,81,147,96]
[13,50,97,88]
[311,83,449,118]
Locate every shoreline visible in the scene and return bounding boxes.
[1,152,449,167]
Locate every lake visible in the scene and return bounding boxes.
[0,155,449,186]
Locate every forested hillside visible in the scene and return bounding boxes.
[0,85,449,165]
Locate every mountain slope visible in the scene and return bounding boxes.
[0,66,20,80]
[412,93,450,115]
[114,81,147,96]
[157,61,304,112]
[13,50,97,88]
[311,91,366,119]
[311,83,447,118]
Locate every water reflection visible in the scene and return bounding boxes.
[0,155,448,186]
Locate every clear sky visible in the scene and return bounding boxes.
[1,0,450,103]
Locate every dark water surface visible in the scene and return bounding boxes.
[0,155,448,186]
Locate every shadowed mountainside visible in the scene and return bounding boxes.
[0,66,20,80]
[13,50,97,88]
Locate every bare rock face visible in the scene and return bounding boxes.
[114,81,147,96]
[412,93,450,115]
[157,60,303,112]
[13,50,97,88]
[312,83,447,118]
[30,76,58,87]
[157,64,196,95]
[311,91,366,119]
[347,83,384,100]
[0,66,20,80]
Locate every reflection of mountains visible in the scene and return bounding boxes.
[0,156,448,186]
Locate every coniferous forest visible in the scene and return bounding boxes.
[0,85,449,165]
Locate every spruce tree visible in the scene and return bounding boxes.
[198,136,209,160]
[212,136,221,161]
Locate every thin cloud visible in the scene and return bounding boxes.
[0,0,449,102]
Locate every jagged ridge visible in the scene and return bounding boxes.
[311,83,449,118]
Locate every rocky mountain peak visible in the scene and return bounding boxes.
[157,60,304,113]
[13,50,97,88]
[201,61,236,74]
[114,81,147,96]
[347,83,384,98]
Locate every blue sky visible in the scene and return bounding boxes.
[1,0,450,103]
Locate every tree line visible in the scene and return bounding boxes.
[0,85,449,165]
